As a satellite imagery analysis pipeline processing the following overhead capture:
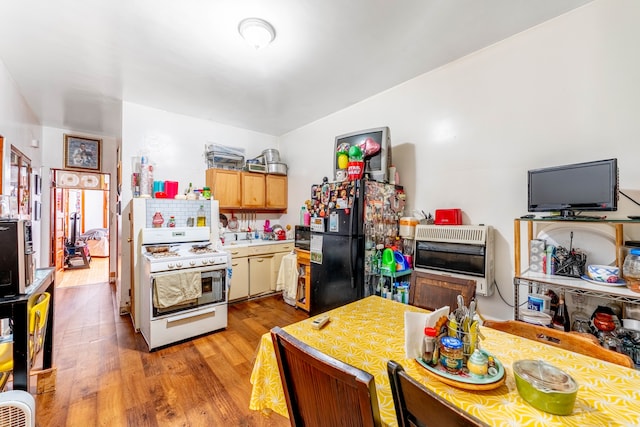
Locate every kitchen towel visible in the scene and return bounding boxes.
[153,271,202,308]
[276,253,299,306]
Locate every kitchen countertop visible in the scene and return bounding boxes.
[223,239,294,248]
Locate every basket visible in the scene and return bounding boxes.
[447,320,480,361]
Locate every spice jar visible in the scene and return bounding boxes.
[623,248,640,293]
[422,327,437,364]
[439,336,464,373]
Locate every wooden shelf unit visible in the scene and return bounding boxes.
[295,249,311,312]
[513,217,640,320]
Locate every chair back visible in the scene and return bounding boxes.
[270,326,381,427]
[387,360,489,427]
[409,271,476,312]
[483,320,634,369]
[28,292,51,365]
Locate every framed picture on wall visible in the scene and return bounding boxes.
[64,135,101,171]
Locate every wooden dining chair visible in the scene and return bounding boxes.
[270,326,382,427]
[387,360,489,427]
[483,320,634,368]
[409,271,476,312]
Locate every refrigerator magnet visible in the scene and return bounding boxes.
[329,211,339,232]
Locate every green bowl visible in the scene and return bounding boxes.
[513,360,578,416]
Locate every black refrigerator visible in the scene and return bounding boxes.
[308,179,405,315]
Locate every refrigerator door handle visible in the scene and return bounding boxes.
[350,239,356,288]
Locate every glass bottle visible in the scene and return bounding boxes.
[552,293,570,332]
[197,205,206,227]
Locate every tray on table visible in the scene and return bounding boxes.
[416,350,506,390]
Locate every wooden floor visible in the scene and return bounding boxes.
[34,283,308,426]
[56,257,110,288]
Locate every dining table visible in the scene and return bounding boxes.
[249,295,640,426]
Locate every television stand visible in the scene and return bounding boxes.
[541,210,606,220]
[540,215,605,221]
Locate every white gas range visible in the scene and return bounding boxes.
[139,227,230,351]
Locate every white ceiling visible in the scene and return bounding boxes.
[0,0,593,138]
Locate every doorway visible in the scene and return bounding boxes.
[50,169,110,288]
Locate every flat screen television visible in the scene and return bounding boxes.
[334,127,391,183]
[528,158,618,218]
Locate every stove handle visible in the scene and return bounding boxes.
[165,307,216,324]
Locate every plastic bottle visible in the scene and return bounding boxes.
[623,248,640,293]
[300,206,306,225]
[304,210,311,226]
[139,156,151,197]
[197,205,206,227]
[423,327,437,364]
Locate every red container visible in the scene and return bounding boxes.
[164,181,178,199]
[435,209,462,225]
[347,161,364,181]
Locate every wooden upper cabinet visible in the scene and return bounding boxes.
[266,174,287,210]
[241,172,266,208]
[205,168,241,209]
[205,168,288,211]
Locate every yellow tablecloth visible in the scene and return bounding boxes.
[249,296,640,426]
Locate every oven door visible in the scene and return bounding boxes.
[414,241,486,277]
[150,264,227,319]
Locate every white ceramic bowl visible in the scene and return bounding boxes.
[587,264,620,283]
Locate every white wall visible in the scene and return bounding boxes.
[0,58,43,263]
[119,102,279,312]
[40,127,118,273]
[279,0,640,320]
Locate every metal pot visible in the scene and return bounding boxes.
[262,149,281,163]
[267,162,288,175]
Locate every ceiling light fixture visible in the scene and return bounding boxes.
[238,18,276,49]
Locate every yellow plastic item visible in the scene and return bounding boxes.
[0,292,51,390]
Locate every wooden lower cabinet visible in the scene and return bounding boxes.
[296,249,311,312]
[249,255,273,296]
[229,256,249,300]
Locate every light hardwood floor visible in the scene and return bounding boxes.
[56,257,110,288]
[34,283,307,426]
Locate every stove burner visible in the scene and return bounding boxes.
[189,247,217,254]
[149,251,180,258]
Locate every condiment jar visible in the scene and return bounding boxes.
[466,349,489,377]
[168,216,176,228]
[439,336,464,373]
[623,248,640,293]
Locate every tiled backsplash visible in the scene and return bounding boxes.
[144,199,212,228]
